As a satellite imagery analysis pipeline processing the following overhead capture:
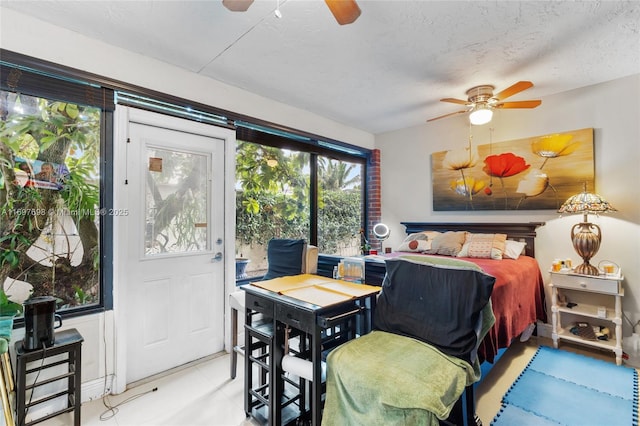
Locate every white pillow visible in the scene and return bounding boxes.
[397,239,430,252]
[503,240,527,260]
[425,231,467,257]
[402,233,430,242]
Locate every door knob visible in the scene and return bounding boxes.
[212,252,223,262]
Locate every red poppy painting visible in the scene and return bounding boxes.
[431,128,594,211]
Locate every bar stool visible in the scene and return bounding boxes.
[244,318,275,423]
[244,299,306,425]
[0,315,15,426]
[229,291,245,379]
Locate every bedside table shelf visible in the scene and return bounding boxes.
[556,327,618,351]
[556,301,621,322]
[550,271,623,365]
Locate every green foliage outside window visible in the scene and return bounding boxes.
[0,92,101,311]
[235,140,363,258]
[317,156,363,254]
[235,141,310,246]
[317,189,362,254]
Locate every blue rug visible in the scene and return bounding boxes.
[491,346,638,426]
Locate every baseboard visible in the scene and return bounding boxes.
[22,377,112,423]
[82,375,113,402]
[623,355,640,369]
[536,321,553,339]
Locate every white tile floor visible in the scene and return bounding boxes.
[35,352,259,426]
[32,336,622,426]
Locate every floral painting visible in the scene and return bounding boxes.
[431,128,594,211]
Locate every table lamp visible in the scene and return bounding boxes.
[557,183,616,275]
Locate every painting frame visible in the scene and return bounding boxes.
[431,128,594,211]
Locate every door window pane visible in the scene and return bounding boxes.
[144,147,209,255]
[0,91,101,312]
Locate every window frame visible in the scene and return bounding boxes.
[2,48,373,309]
[1,60,114,319]
[235,125,370,248]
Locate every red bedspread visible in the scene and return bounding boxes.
[464,255,547,362]
[387,253,547,363]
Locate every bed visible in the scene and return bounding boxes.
[318,222,547,363]
[395,222,547,363]
[321,222,547,425]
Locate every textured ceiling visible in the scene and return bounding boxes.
[2,0,639,134]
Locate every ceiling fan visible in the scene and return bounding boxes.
[222,0,361,25]
[427,81,542,125]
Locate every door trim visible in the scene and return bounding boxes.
[112,106,236,393]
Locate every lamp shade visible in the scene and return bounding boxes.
[557,190,617,216]
[469,105,493,125]
[558,185,616,275]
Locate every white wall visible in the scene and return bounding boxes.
[376,74,640,337]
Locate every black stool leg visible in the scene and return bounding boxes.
[231,306,238,379]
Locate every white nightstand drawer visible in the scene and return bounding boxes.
[552,272,621,295]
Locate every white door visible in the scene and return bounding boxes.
[124,110,226,384]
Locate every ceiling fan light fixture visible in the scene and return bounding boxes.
[469,104,493,125]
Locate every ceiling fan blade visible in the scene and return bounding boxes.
[495,100,542,109]
[441,98,470,105]
[325,0,361,25]
[427,110,468,122]
[222,0,254,12]
[494,81,534,101]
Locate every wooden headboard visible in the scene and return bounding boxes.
[400,222,545,258]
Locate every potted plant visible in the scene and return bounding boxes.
[359,228,371,255]
[0,288,23,316]
[0,288,23,341]
[235,256,251,280]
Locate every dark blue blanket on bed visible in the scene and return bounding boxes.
[374,256,496,364]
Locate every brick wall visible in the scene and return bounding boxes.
[367,149,381,251]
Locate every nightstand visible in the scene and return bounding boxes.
[550,271,623,365]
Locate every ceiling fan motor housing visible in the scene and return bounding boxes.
[427,81,539,123]
[466,85,495,105]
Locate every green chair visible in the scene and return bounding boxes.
[0,315,15,426]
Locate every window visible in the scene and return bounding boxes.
[0,62,113,317]
[317,156,363,257]
[235,141,311,278]
[144,147,209,255]
[235,132,368,280]
[1,52,370,300]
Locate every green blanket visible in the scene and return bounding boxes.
[321,255,496,425]
[398,254,484,271]
[322,330,482,425]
